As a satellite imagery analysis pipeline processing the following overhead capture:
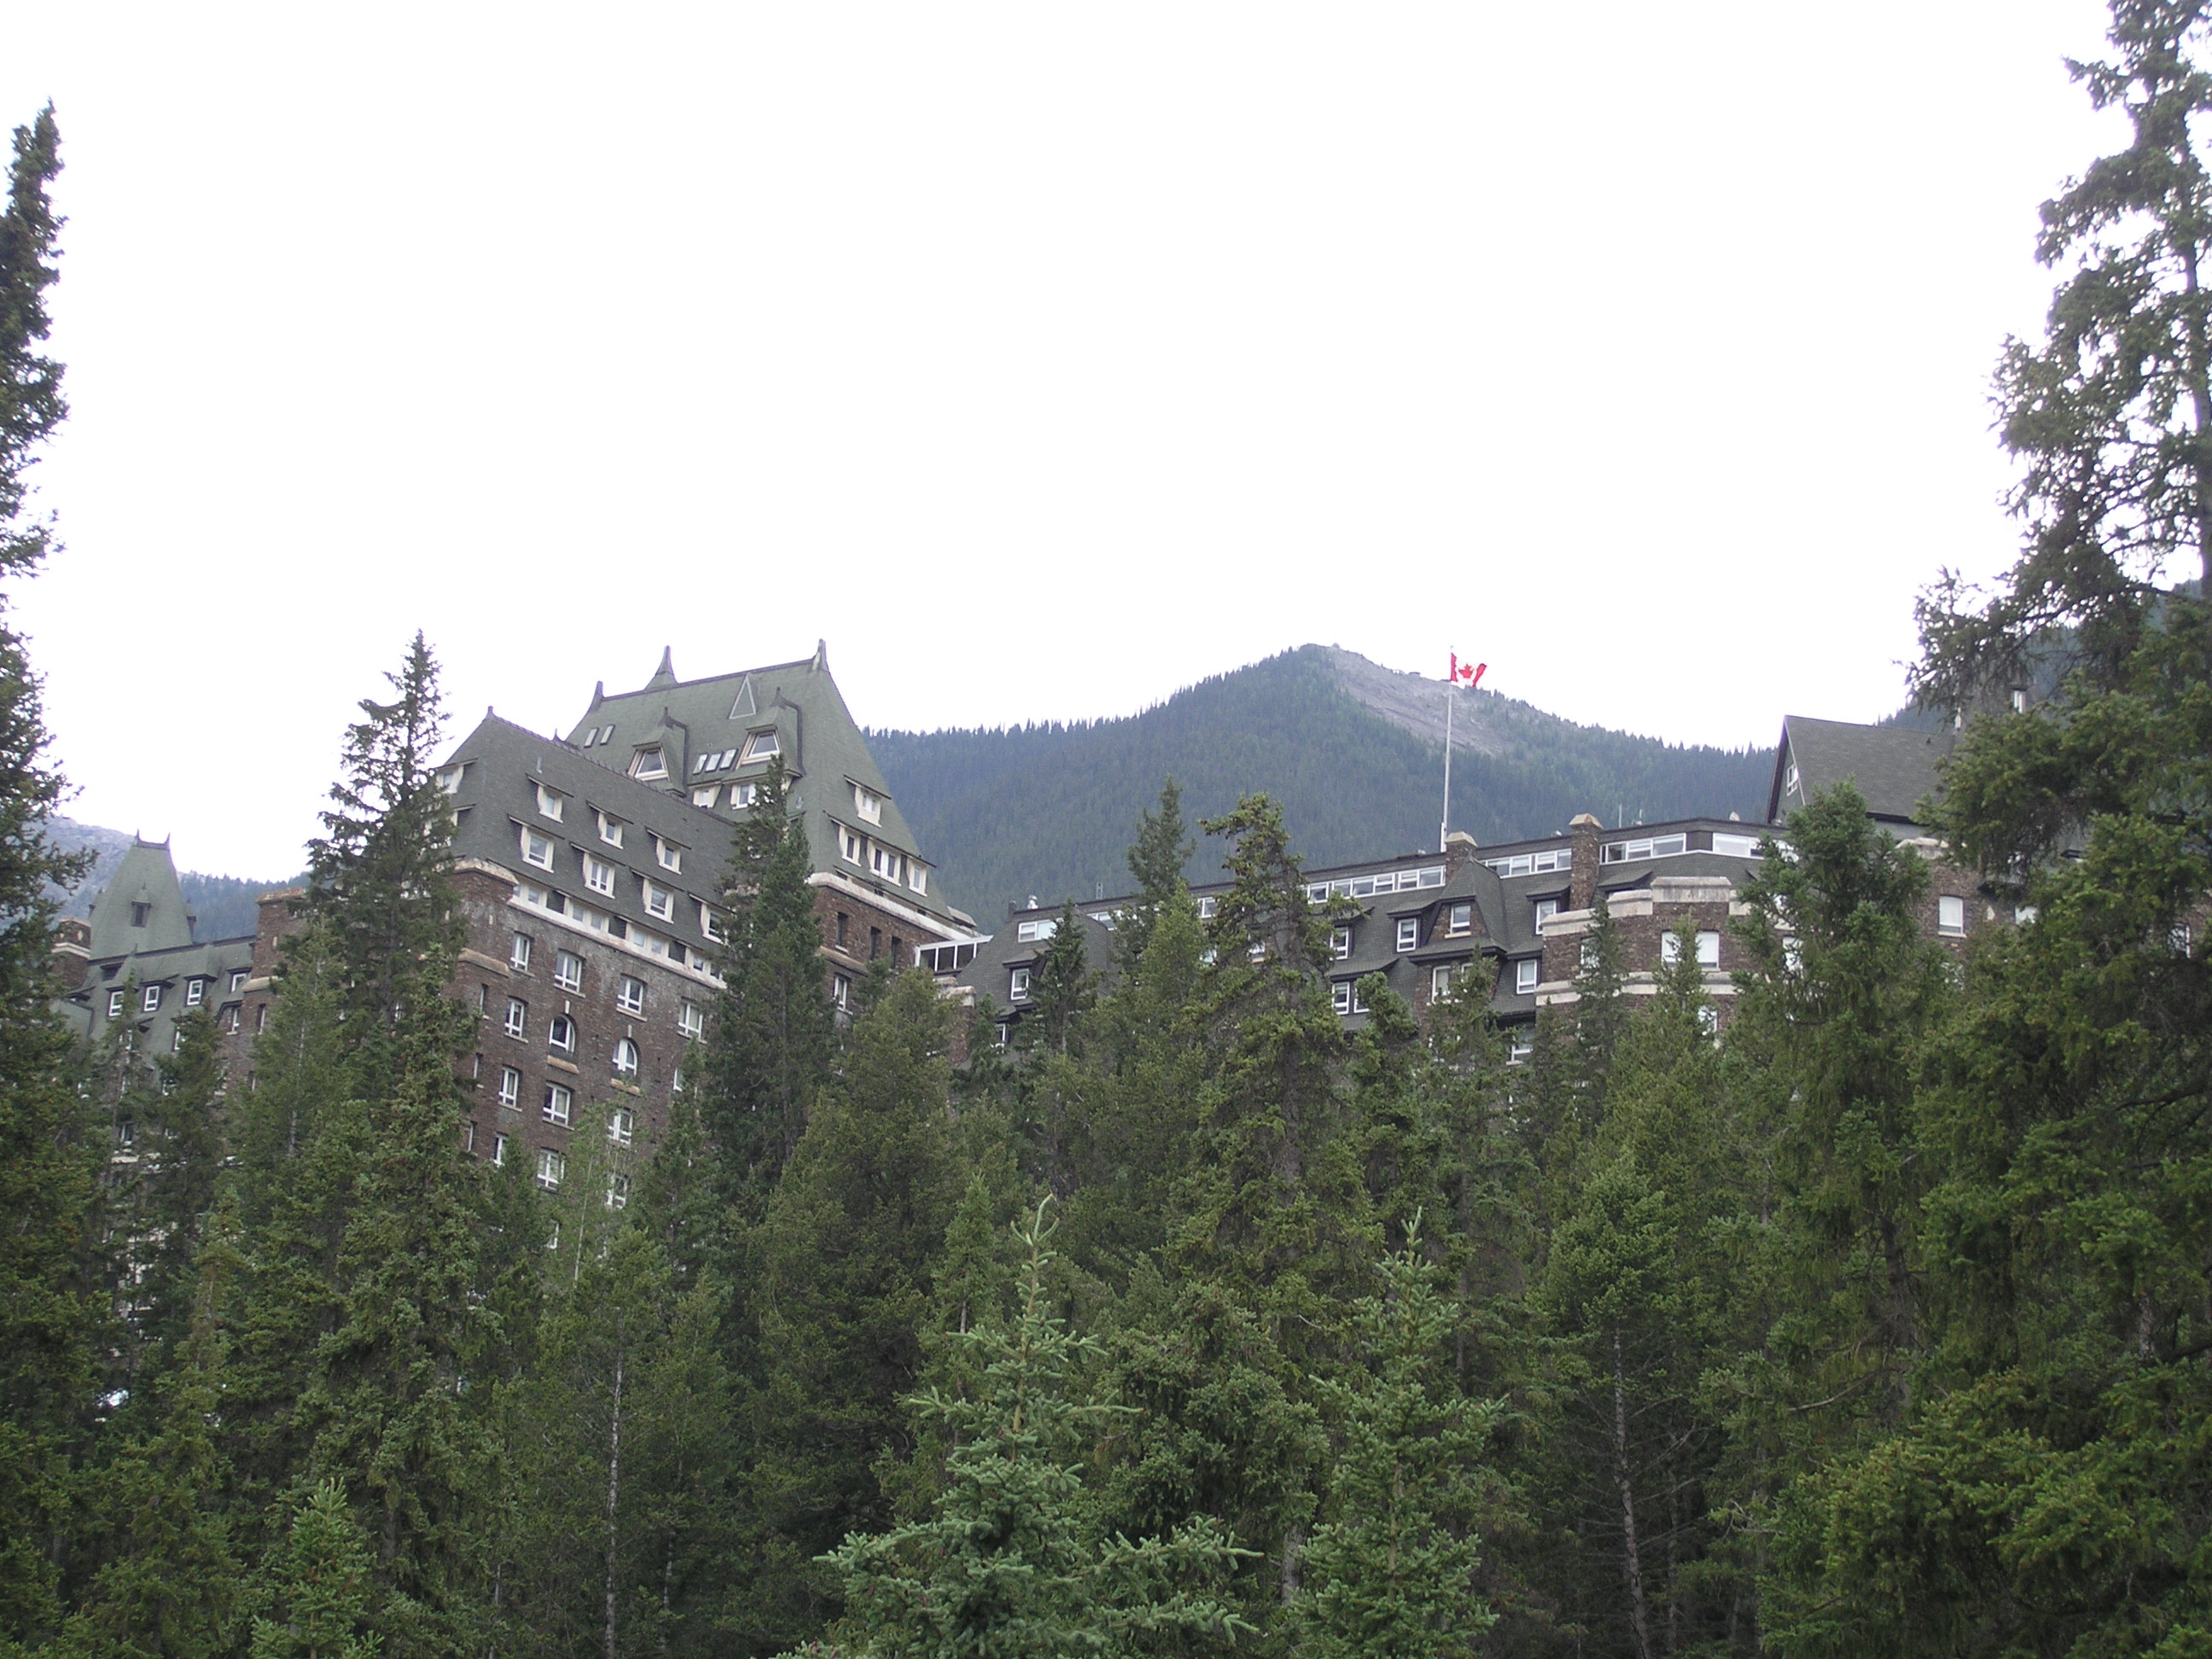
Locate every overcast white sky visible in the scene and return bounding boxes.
[2,3,2122,877]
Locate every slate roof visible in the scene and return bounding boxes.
[59,840,255,1062]
[560,644,969,930]
[1768,715,1955,826]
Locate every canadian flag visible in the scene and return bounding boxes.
[1449,653,1487,690]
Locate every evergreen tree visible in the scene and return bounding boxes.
[1113,777,1193,979]
[800,1204,1254,1659]
[252,1482,383,1659]
[1292,1226,1502,1659]
[124,1008,228,1383]
[704,755,835,1217]
[0,102,99,1656]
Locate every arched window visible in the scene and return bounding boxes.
[613,1038,639,1079]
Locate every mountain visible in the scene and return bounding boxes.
[871,645,1776,923]
[49,818,294,943]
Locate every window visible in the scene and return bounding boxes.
[1697,930,1720,969]
[1332,981,1353,1014]
[835,911,850,950]
[493,1132,509,1166]
[131,901,151,928]
[2014,905,2039,926]
[1508,1036,1534,1065]
[1479,850,1571,878]
[1534,898,1560,929]
[870,844,904,883]
[1431,963,1467,999]
[2011,686,2028,713]
[617,975,645,1016]
[585,856,617,896]
[464,1120,476,1153]
[475,984,491,1014]
[742,730,779,761]
[597,812,624,847]
[1331,928,1353,961]
[1784,762,1802,795]
[579,723,614,747]
[839,824,864,864]
[1515,958,1539,994]
[1697,1005,1720,1036]
[909,864,928,895]
[868,927,882,960]
[537,1148,564,1189]
[521,826,555,870]
[1713,832,1762,859]
[510,932,533,971]
[1395,918,1419,952]
[1010,967,1033,1002]
[1937,894,1965,936]
[171,1027,185,1053]
[1352,981,1371,1014]
[855,785,884,824]
[549,1015,576,1054]
[653,836,681,873]
[439,763,467,795]
[504,998,527,1038]
[606,1173,631,1210]
[1602,834,1688,864]
[255,1004,270,1033]
[535,784,564,821]
[185,977,206,1007]
[699,903,725,942]
[230,970,247,993]
[1445,902,1473,936]
[643,882,673,920]
[223,1007,240,1034]
[613,1038,639,1079]
[1015,917,1058,944]
[671,1065,685,1092]
[497,1067,520,1108]
[143,984,163,1013]
[554,950,583,992]
[543,1083,573,1126]
[629,748,666,781]
[1308,864,1451,900]
[1196,895,1220,920]
[729,781,760,810]
[608,1106,634,1145]
[691,784,719,808]
[833,975,852,1010]
[690,748,736,775]
[107,988,125,1017]
[678,999,704,1039]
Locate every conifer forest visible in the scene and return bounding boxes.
[7,5,2212,1656]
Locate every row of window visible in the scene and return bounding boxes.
[691,780,760,811]
[498,992,703,1049]
[835,822,930,895]
[514,882,719,969]
[533,787,689,870]
[489,1068,643,1138]
[107,969,250,1019]
[1482,847,1572,878]
[515,832,719,937]
[1307,864,1447,901]
[474,1129,632,1206]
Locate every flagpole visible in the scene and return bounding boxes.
[1441,677,1453,852]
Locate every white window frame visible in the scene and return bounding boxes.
[608,1106,635,1145]
[1009,967,1032,1003]
[543,1083,573,1126]
[549,1014,577,1054]
[1431,963,1464,999]
[510,932,533,972]
[691,784,719,808]
[108,988,125,1018]
[698,902,725,942]
[678,999,704,1039]
[1331,928,1353,961]
[521,826,555,870]
[1515,958,1540,994]
[870,844,904,883]
[535,784,564,822]
[143,984,163,1013]
[613,1038,639,1079]
[497,1066,521,1108]
[908,864,928,895]
[606,1172,630,1210]
[1394,918,1418,952]
[643,881,674,920]
[1696,929,1721,969]
[839,824,864,864]
[585,855,617,896]
[1332,981,1353,1015]
[742,730,779,762]
[1938,894,1965,936]
[597,812,624,848]
[1534,898,1560,929]
[537,1148,564,1189]
[629,748,667,781]
[654,836,682,872]
[1015,918,1058,944]
[554,950,584,992]
[855,785,883,824]
[616,975,646,1016]
[492,1132,509,1165]
[185,978,205,1007]
[504,998,528,1039]
[230,969,247,993]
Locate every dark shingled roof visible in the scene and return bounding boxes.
[1769,715,1956,826]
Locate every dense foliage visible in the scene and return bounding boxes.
[8,7,2212,1653]
[871,646,1774,920]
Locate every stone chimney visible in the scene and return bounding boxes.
[1442,829,1478,880]
[1569,814,1602,911]
[50,916,90,992]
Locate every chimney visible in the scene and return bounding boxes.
[1442,828,1478,880]
[1569,814,1602,911]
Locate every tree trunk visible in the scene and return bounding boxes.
[605,1345,626,1659]
[1614,1330,1654,1659]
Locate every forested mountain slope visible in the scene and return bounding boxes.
[50,818,291,941]
[872,645,1774,921]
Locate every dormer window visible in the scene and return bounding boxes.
[439,764,467,795]
[108,989,125,1018]
[855,786,883,824]
[521,826,556,870]
[907,864,928,895]
[653,836,681,872]
[535,784,564,821]
[742,731,780,762]
[185,978,206,1007]
[839,824,864,864]
[691,748,737,775]
[131,902,151,928]
[1446,902,1474,936]
[597,812,624,847]
[630,747,667,781]
[690,785,719,808]
[143,984,163,1013]
[585,856,617,896]
[643,882,674,920]
[870,845,904,883]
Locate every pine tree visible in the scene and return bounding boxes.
[801,1204,1254,1659]
[125,1007,229,1382]
[704,755,835,1218]
[252,1482,383,1659]
[0,102,100,1655]
[1113,778,1193,979]
[1292,1226,1502,1659]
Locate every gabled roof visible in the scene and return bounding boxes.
[87,840,196,958]
[561,645,964,928]
[1768,715,1955,826]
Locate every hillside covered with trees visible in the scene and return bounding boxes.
[874,644,1774,920]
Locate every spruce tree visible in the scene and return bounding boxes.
[1113,777,1193,978]
[252,1482,383,1659]
[0,102,99,1655]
